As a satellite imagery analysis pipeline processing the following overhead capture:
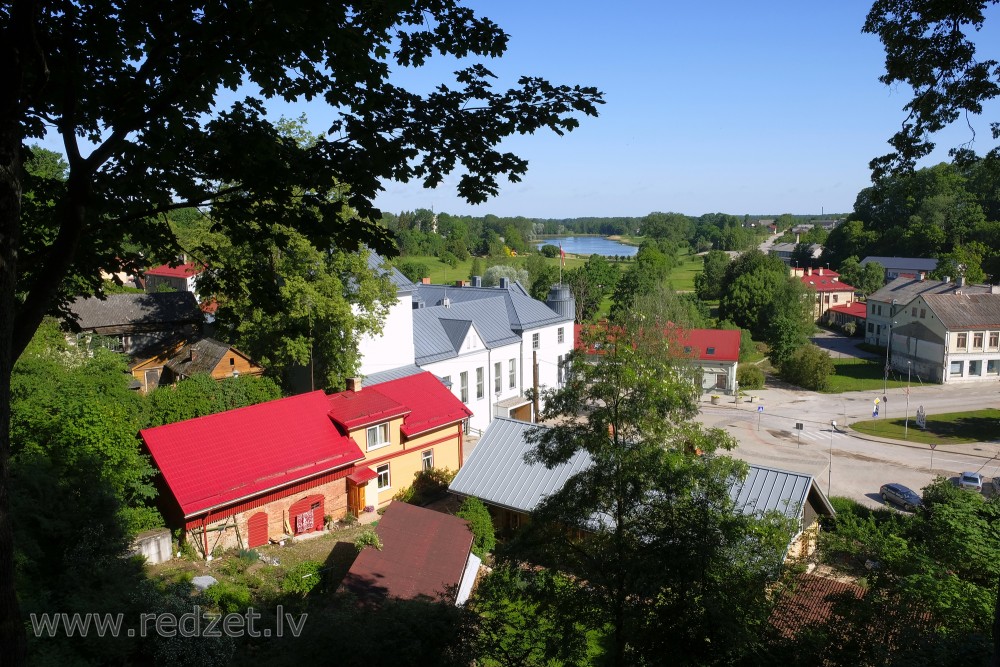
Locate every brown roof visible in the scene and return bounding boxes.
[770,574,864,639]
[922,293,1000,329]
[340,502,473,603]
[164,338,258,377]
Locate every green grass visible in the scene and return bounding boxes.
[850,408,1000,445]
[398,253,589,285]
[666,251,703,292]
[821,358,912,394]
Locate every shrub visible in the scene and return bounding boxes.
[411,467,458,505]
[781,344,835,391]
[392,486,416,504]
[354,528,383,553]
[540,244,560,258]
[438,250,460,268]
[341,512,358,526]
[843,321,857,337]
[396,260,429,283]
[736,365,765,390]
[237,548,258,563]
[202,581,252,614]
[281,561,323,596]
[483,264,529,287]
[456,497,496,558]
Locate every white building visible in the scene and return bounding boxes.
[359,260,575,434]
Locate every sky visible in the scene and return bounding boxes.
[37,1,1000,220]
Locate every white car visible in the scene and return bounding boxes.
[957,472,984,492]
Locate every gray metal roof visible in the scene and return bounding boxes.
[413,297,522,364]
[362,364,426,386]
[729,465,829,522]
[366,252,415,294]
[869,276,993,306]
[860,256,938,272]
[68,292,201,330]
[923,293,1000,329]
[416,281,570,332]
[449,418,593,513]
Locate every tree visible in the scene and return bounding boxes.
[145,374,283,428]
[511,317,796,666]
[539,244,560,258]
[455,497,496,559]
[694,250,731,301]
[781,344,835,391]
[864,0,1000,178]
[396,260,430,283]
[0,3,604,658]
[483,264,528,288]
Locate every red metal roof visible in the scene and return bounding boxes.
[347,467,379,485]
[145,262,204,278]
[327,389,410,430]
[140,391,364,517]
[340,502,473,603]
[371,372,473,437]
[799,271,856,293]
[830,301,867,318]
[574,323,739,362]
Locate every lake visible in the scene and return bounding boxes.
[535,236,638,257]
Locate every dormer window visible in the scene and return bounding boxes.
[366,423,390,451]
[706,347,715,355]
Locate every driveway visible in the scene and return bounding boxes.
[810,329,880,361]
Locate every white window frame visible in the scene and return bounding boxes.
[956,333,968,350]
[494,362,501,393]
[476,366,485,400]
[376,463,390,490]
[990,332,1000,349]
[460,371,469,403]
[950,360,964,376]
[557,327,565,344]
[421,449,434,471]
[532,333,539,349]
[366,423,390,451]
[973,333,984,349]
[509,359,516,388]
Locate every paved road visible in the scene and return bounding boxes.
[697,382,1000,507]
[809,329,880,361]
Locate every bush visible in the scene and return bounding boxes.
[412,467,457,504]
[438,250,460,268]
[341,512,357,526]
[202,581,252,613]
[392,486,417,504]
[396,260,429,283]
[781,344,835,391]
[281,561,323,596]
[540,244,560,258]
[354,529,383,553]
[843,321,857,337]
[483,264,529,287]
[736,365,765,390]
[456,497,496,558]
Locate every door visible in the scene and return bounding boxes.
[247,512,268,548]
[347,481,366,517]
[289,494,324,535]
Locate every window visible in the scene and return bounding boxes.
[366,423,390,451]
[920,309,926,319]
[229,357,235,366]
[509,359,516,388]
[867,323,874,333]
[950,360,964,376]
[376,464,390,490]
[911,307,916,316]
[991,332,1000,348]
[441,375,451,389]
[973,333,984,349]
[988,360,999,375]
[494,362,501,393]
[956,333,968,349]
[460,371,469,403]
[557,327,565,344]
[476,367,484,399]
[421,450,434,471]
[557,354,565,385]
[832,294,838,303]
[532,333,539,349]
[706,347,716,355]
[969,360,983,376]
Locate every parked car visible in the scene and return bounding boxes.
[957,472,984,492]
[879,483,922,511]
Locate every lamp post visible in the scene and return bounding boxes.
[904,361,912,439]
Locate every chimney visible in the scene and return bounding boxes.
[442,297,451,308]
[188,348,196,362]
[991,285,1000,294]
[796,233,800,244]
[919,272,925,281]
[455,280,464,287]
[943,276,951,284]
[471,276,482,288]
[346,377,362,392]
[421,277,431,284]
[806,267,812,276]
[818,267,824,276]
[957,275,966,287]
[499,277,510,289]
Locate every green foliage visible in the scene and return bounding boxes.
[469,257,484,280]
[145,373,282,427]
[353,529,384,553]
[341,512,358,526]
[202,581,253,614]
[396,260,429,283]
[483,264,528,287]
[843,321,857,336]
[456,497,497,558]
[737,364,765,390]
[281,561,324,596]
[565,253,619,322]
[409,467,458,505]
[539,244,560,258]
[694,249,731,301]
[781,344,835,390]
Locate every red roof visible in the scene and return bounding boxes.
[347,467,379,485]
[145,262,204,278]
[371,372,473,437]
[771,574,864,639]
[340,502,473,603]
[799,270,856,293]
[327,390,410,431]
[574,323,739,363]
[830,301,867,318]
[141,391,364,517]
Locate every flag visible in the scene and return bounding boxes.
[560,244,566,267]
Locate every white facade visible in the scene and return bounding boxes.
[357,292,416,375]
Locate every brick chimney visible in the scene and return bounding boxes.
[346,377,362,392]
[818,267,824,276]
[421,277,431,284]
[806,267,812,276]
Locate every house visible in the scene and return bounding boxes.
[770,574,864,639]
[574,323,740,395]
[448,418,834,558]
[141,391,366,556]
[339,501,480,605]
[886,287,1000,383]
[67,291,203,354]
[144,260,204,299]
[358,253,575,434]
[859,256,938,282]
[828,301,867,331]
[865,276,994,348]
[791,267,857,321]
[770,242,823,265]
[128,336,265,392]
[326,372,473,513]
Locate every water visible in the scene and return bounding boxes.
[535,236,638,257]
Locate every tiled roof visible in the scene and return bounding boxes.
[145,262,204,278]
[369,372,472,437]
[923,293,1000,329]
[340,502,473,603]
[68,292,202,330]
[164,338,257,377]
[770,574,864,639]
[327,390,410,431]
[829,301,867,318]
[140,391,363,517]
[869,276,992,306]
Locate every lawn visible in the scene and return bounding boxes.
[850,408,1000,445]
[821,358,912,394]
[667,251,703,292]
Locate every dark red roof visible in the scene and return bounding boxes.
[371,372,473,437]
[141,391,364,517]
[574,323,739,362]
[145,262,204,278]
[799,270,856,293]
[830,301,867,318]
[341,502,473,603]
[770,574,864,639]
[327,390,410,430]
